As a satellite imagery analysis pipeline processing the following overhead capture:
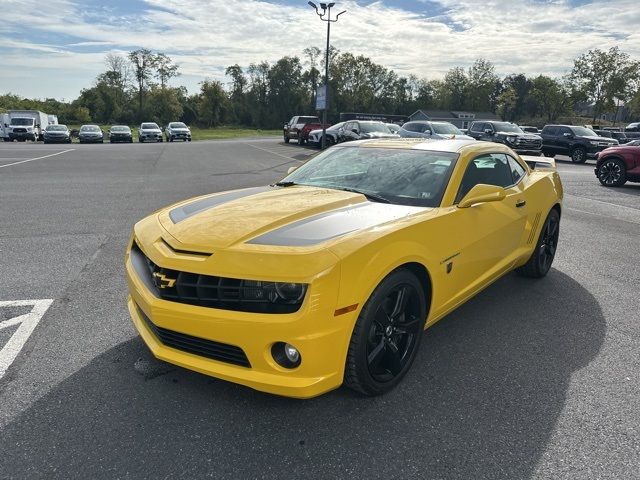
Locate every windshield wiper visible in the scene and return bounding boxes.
[335,187,391,203]
[272,181,297,187]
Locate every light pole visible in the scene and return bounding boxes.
[308,1,346,149]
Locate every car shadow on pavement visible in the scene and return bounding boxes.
[0,270,605,479]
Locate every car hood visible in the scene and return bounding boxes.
[361,132,398,138]
[437,133,474,140]
[141,129,161,133]
[80,131,102,135]
[170,128,190,132]
[157,185,429,251]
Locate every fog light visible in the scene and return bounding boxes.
[284,344,300,363]
[272,342,302,369]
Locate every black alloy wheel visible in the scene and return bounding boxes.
[517,208,560,278]
[571,147,587,163]
[345,269,426,396]
[597,158,627,187]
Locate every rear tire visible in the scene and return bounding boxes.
[516,209,560,278]
[344,269,427,396]
[284,136,290,144]
[571,147,587,163]
[597,158,627,187]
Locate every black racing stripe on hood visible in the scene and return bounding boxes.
[169,186,273,223]
[247,202,425,246]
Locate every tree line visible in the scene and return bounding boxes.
[1,46,638,128]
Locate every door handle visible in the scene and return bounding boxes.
[516,199,526,208]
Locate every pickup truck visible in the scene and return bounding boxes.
[283,116,331,145]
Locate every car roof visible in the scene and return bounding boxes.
[341,138,487,153]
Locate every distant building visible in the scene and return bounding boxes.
[409,110,500,129]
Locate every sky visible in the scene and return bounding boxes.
[1,0,639,101]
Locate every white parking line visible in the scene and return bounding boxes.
[0,149,74,169]
[0,299,53,379]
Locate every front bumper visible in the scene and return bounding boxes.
[44,135,70,143]
[125,238,351,398]
[141,133,162,141]
[9,132,37,140]
[110,135,132,142]
[79,136,103,143]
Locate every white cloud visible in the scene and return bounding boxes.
[1,0,638,100]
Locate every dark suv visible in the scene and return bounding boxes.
[467,121,542,155]
[540,125,618,163]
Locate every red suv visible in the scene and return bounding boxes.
[594,142,640,187]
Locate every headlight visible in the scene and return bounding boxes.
[590,141,599,146]
[243,280,307,304]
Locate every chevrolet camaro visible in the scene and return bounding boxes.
[126,139,563,398]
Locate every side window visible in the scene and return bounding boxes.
[455,154,514,203]
[542,126,556,136]
[484,123,494,132]
[506,155,526,184]
[353,122,360,133]
[405,123,419,132]
[344,122,353,132]
[470,122,483,132]
[559,127,572,136]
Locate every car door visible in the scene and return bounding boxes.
[435,153,530,313]
[468,122,484,140]
[556,126,573,155]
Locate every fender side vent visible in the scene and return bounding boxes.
[528,212,541,244]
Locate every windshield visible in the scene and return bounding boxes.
[432,123,464,135]
[493,122,523,134]
[111,126,130,132]
[170,122,187,128]
[360,123,391,134]
[570,126,598,137]
[141,123,159,129]
[81,125,100,132]
[47,125,67,131]
[282,146,458,207]
[11,118,33,126]
[327,122,345,132]
[298,117,319,124]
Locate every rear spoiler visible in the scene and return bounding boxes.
[521,155,556,170]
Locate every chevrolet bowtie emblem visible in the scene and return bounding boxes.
[153,272,177,289]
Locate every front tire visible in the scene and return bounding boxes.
[597,158,627,187]
[516,209,560,278]
[344,269,427,396]
[542,150,555,158]
[571,147,587,163]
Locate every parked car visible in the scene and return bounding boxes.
[125,138,563,398]
[594,143,640,187]
[519,126,539,134]
[337,120,398,142]
[139,122,162,143]
[109,125,133,143]
[283,116,330,145]
[165,122,191,142]
[307,122,345,147]
[467,121,542,155]
[385,123,401,134]
[540,125,618,163]
[399,121,473,140]
[78,125,104,144]
[624,122,640,132]
[43,124,71,144]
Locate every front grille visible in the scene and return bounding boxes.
[136,305,250,367]
[516,138,542,148]
[130,242,304,314]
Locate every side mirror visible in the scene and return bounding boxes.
[424,130,432,135]
[483,128,493,135]
[351,128,359,134]
[563,132,574,138]
[457,184,506,209]
[287,166,299,174]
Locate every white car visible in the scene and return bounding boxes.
[138,122,163,143]
[165,122,191,142]
[307,122,345,147]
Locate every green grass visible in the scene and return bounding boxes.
[64,124,280,142]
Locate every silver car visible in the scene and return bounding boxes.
[139,122,163,143]
[165,122,191,142]
[399,121,473,140]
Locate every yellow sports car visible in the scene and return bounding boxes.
[126,139,563,398]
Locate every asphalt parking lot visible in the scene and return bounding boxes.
[0,138,639,479]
